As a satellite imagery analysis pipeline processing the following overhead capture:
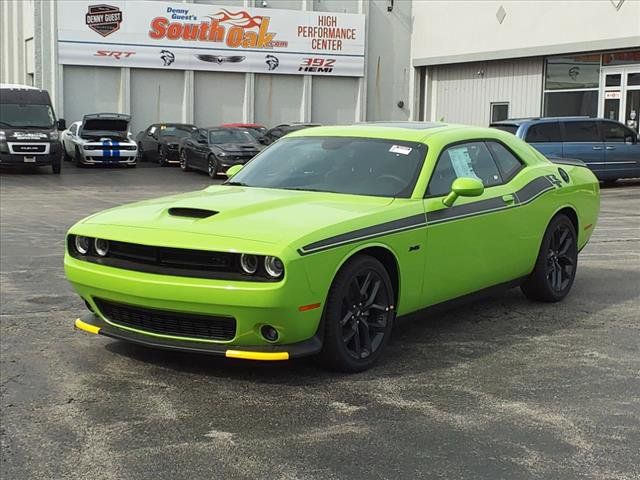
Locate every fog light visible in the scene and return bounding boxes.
[240,254,258,274]
[94,238,109,257]
[264,256,284,278]
[260,325,279,342]
[74,236,90,255]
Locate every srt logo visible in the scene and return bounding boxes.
[160,49,175,66]
[265,55,279,71]
[94,50,135,59]
[195,54,245,64]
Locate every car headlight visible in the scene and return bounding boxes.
[49,131,59,140]
[240,254,258,274]
[217,151,227,157]
[264,256,284,278]
[74,236,91,255]
[0,130,6,142]
[94,238,109,257]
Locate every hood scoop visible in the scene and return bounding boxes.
[168,207,218,219]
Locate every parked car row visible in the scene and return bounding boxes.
[491,116,639,182]
[134,121,320,177]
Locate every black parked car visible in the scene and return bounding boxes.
[259,123,321,145]
[135,123,197,166]
[179,127,261,177]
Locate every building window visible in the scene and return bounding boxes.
[543,54,600,117]
[490,102,509,122]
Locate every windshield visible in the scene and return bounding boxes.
[159,125,196,137]
[245,128,265,140]
[210,130,255,144]
[0,103,55,128]
[228,136,427,198]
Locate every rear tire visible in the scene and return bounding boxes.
[74,146,84,168]
[317,255,395,372]
[158,148,168,166]
[521,214,578,302]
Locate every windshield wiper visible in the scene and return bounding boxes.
[0,121,12,127]
[281,187,327,193]
[225,181,250,186]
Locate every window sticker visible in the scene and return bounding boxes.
[389,145,412,155]
[448,146,480,180]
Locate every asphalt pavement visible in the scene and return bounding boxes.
[1,161,639,480]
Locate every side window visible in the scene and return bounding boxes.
[563,121,601,142]
[427,142,502,197]
[486,141,523,181]
[525,122,562,142]
[148,126,157,136]
[270,129,283,139]
[600,121,636,143]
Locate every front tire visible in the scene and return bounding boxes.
[158,147,168,166]
[52,156,61,174]
[521,214,578,302]
[207,155,218,178]
[318,255,395,372]
[179,150,191,172]
[137,143,145,162]
[74,146,84,168]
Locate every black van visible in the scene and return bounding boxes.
[0,84,66,174]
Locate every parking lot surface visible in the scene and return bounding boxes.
[1,163,639,480]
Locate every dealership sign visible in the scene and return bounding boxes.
[57,1,365,77]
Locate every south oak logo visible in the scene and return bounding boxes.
[86,4,123,37]
[148,9,287,48]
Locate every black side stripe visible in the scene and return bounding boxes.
[298,176,557,256]
[427,176,556,226]
[299,213,427,255]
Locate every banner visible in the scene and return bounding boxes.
[57,1,365,77]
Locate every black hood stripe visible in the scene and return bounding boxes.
[298,176,557,255]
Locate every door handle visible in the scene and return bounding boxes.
[605,146,616,150]
[592,146,603,150]
[502,194,516,204]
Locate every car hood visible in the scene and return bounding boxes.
[80,185,397,247]
[213,143,260,153]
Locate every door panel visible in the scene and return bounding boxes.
[561,121,605,178]
[422,141,541,306]
[601,120,640,179]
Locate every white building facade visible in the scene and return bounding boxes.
[2,0,639,131]
[1,0,413,133]
[412,0,640,129]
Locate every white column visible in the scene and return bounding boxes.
[183,70,194,123]
[243,73,255,123]
[355,0,369,122]
[119,67,131,114]
[301,75,312,122]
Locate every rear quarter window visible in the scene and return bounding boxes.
[491,124,519,135]
[525,122,562,142]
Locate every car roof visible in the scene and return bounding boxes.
[0,83,40,91]
[155,123,196,127]
[221,123,264,128]
[491,116,590,126]
[285,122,505,143]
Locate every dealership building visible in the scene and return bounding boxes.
[1,0,639,134]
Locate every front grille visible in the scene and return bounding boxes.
[68,236,282,282]
[85,144,136,151]
[12,144,46,153]
[94,298,236,341]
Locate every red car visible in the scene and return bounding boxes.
[220,123,266,141]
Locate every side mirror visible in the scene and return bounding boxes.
[197,136,208,144]
[57,118,66,130]
[225,164,243,178]
[443,177,484,207]
[258,137,269,145]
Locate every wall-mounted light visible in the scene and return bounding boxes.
[261,0,268,7]
[476,69,485,77]
[387,0,394,12]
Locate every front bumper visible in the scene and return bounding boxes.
[75,314,321,360]
[0,143,61,166]
[65,251,325,351]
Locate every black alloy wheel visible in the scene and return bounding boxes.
[522,214,578,302]
[318,255,395,372]
[207,155,218,178]
[137,143,145,162]
[74,146,84,168]
[179,150,191,171]
[158,147,168,166]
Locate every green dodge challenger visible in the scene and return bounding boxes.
[66,123,600,371]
